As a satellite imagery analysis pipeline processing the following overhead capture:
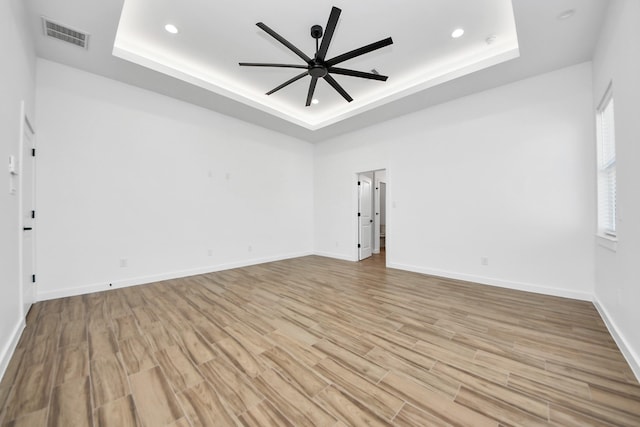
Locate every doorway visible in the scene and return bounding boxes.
[379,182,386,251]
[19,106,36,318]
[358,169,386,261]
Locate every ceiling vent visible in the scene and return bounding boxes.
[41,17,89,49]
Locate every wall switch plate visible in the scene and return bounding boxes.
[8,155,17,174]
[481,256,489,266]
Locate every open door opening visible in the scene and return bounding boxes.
[358,172,373,260]
[358,169,386,262]
[379,182,386,252]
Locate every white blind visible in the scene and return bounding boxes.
[597,93,616,236]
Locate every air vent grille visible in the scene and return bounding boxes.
[42,17,89,49]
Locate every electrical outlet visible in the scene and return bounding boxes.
[481,256,489,266]
[248,245,252,252]
[207,249,213,256]
[119,258,128,268]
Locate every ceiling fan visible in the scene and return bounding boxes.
[239,6,393,106]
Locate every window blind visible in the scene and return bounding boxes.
[596,92,616,236]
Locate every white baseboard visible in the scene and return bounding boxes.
[386,262,593,301]
[313,251,357,262]
[593,298,640,382]
[0,318,25,382]
[37,251,313,301]
[29,253,639,383]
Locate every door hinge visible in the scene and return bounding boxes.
[32,274,36,283]
[31,148,36,157]
[357,181,361,186]
[357,212,361,217]
[357,243,361,248]
[31,210,35,219]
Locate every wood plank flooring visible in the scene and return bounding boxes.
[1,254,639,426]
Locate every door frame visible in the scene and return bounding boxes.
[18,101,36,318]
[355,168,387,262]
[373,174,381,254]
[357,172,373,260]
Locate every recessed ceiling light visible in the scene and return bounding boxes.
[164,24,179,34]
[451,28,465,39]
[311,99,319,105]
[557,9,576,20]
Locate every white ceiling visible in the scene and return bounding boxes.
[27,0,609,142]
[113,0,519,130]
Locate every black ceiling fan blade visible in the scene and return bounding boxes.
[317,6,341,61]
[239,63,308,69]
[305,76,319,106]
[266,72,308,95]
[325,37,393,67]
[328,67,388,81]
[324,74,353,103]
[256,22,313,64]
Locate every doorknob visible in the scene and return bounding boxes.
[23,227,32,231]
[369,219,373,223]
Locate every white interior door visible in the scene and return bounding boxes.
[373,175,381,254]
[20,116,36,317]
[358,175,373,260]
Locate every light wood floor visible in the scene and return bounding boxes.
[1,254,639,426]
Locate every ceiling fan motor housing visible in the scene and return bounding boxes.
[311,24,323,39]
[309,64,328,77]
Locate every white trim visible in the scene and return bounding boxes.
[595,81,616,237]
[31,252,639,383]
[596,81,614,111]
[593,297,640,382]
[596,235,618,252]
[314,253,592,301]
[37,251,312,301]
[313,251,357,262]
[0,318,26,381]
[18,102,37,319]
[386,262,593,301]
[24,115,34,135]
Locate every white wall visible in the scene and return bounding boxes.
[35,59,314,300]
[0,0,36,378]
[591,0,640,379]
[315,63,596,300]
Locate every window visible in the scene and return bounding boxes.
[596,85,616,238]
